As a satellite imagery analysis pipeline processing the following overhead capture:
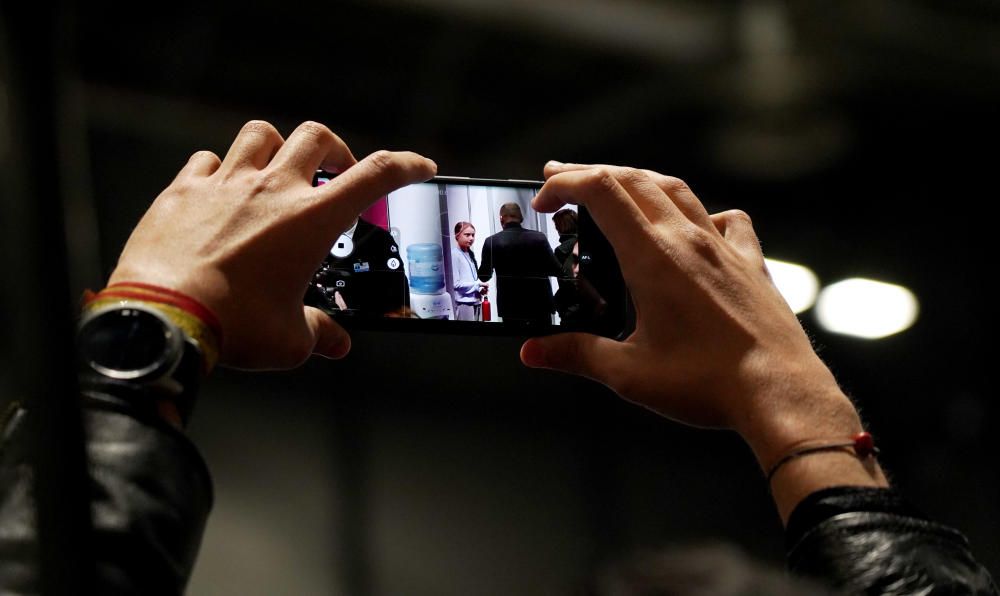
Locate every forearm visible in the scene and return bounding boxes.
[453,278,482,298]
[477,248,492,282]
[736,358,996,593]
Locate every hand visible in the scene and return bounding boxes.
[333,291,348,311]
[479,282,489,294]
[520,163,867,470]
[109,120,436,369]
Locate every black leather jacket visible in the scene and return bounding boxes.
[0,395,212,595]
[1,394,996,595]
[787,487,996,594]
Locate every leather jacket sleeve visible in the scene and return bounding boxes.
[0,394,213,595]
[786,486,998,595]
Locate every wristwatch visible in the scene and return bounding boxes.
[77,303,202,422]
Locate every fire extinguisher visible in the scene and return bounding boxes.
[482,295,491,321]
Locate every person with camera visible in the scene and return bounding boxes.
[1,120,995,594]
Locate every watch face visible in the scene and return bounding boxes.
[79,307,181,380]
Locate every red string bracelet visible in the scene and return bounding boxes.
[101,284,222,341]
[766,431,879,484]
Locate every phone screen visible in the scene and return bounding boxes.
[306,174,628,337]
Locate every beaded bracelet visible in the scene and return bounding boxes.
[766,431,879,484]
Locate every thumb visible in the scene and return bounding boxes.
[304,306,352,359]
[521,332,630,389]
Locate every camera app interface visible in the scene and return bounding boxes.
[306,177,612,327]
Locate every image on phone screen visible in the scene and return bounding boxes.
[305,174,628,336]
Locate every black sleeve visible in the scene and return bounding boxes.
[0,394,213,595]
[478,237,493,282]
[786,486,998,595]
[542,239,562,277]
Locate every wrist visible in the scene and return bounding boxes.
[108,263,230,327]
[86,281,223,372]
[78,283,221,427]
[728,355,889,522]
[732,356,863,472]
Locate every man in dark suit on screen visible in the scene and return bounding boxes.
[478,202,562,324]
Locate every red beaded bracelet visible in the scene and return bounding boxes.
[766,431,879,484]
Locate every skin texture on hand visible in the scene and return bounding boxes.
[109,120,436,369]
[520,162,887,521]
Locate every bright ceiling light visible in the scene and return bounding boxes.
[815,278,919,339]
[764,258,818,314]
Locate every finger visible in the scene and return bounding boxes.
[545,162,713,229]
[304,306,352,359]
[178,150,222,178]
[268,121,357,182]
[521,333,633,392]
[544,160,635,179]
[638,171,714,231]
[217,120,285,175]
[314,150,437,222]
[541,162,684,225]
[532,168,651,255]
[543,160,578,179]
[612,167,686,225]
[710,210,763,263]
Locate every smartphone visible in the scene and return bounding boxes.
[305,174,631,338]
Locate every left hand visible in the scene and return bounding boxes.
[522,162,886,521]
[520,162,859,452]
[109,120,436,369]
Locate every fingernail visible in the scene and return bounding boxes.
[520,339,547,368]
[319,334,351,360]
[332,336,351,359]
[547,160,564,167]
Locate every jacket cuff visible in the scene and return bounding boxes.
[784,487,997,595]
[785,486,926,551]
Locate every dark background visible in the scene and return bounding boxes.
[2,2,998,594]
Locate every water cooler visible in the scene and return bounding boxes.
[406,243,453,319]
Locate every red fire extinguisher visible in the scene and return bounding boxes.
[482,295,491,321]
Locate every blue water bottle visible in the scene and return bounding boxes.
[407,243,445,295]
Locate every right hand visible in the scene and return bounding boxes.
[109,120,436,369]
[520,163,864,467]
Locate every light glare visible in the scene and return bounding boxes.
[815,278,919,339]
[764,258,819,314]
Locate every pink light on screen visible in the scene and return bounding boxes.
[362,198,389,229]
[317,177,389,230]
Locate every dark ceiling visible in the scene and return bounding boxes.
[3,1,1000,591]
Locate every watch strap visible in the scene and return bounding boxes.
[77,327,202,427]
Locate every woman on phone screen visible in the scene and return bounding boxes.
[451,221,488,321]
